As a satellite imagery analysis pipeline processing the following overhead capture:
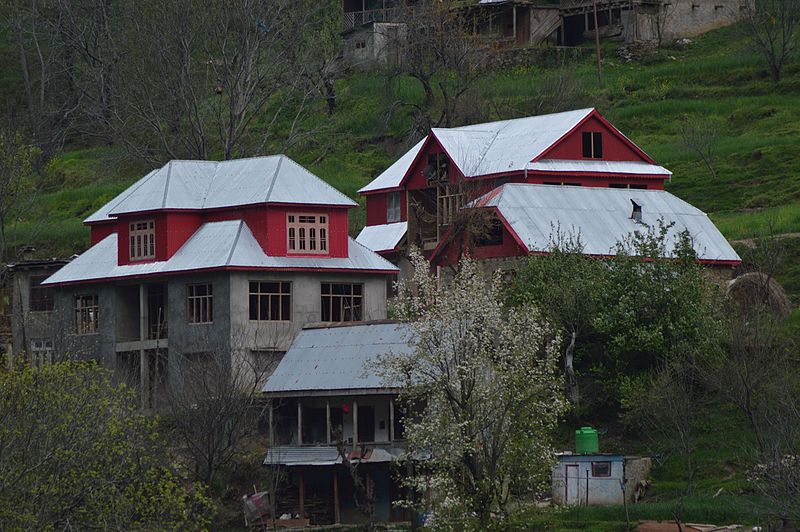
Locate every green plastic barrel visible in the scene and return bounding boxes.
[575,426,599,454]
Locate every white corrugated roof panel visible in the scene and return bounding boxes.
[43,220,397,285]
[263,322,413,394]
[359,139,426,193]
[481,184,740,263]
[355,222,407,253]
[529,159,672,176]
[440,108,593,177]
[358,109,598,193]
[86,155,356,222]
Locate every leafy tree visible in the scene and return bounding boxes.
[508,221,724,417]
[0,132,40,263]
[505,230,607,413]
[0,361,214,529]
[384,249,567,527]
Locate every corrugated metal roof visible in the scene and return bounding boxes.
[529,159,671,176]
[263,445,405,466]
[263,322,413,395]
[358,139,425,193]
[359,109,606,193]
[355,222,407,253]
[263,446,342,466]
[481,184,740,262]
[86,155,356,222]
[43,220,398,285]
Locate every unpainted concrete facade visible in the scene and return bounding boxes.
[623,0,746,44]
[25,270,388,406]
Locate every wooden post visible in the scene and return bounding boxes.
[353,399,359,448]
[297,400,303,445]
[512,6,517,42]
[139,284,148,409]
[389,398,395,443]
[269,401,274,446]
[333,471,340,524]
[299,471,305,517]
[326,400,331,444]
[593,0,603,86]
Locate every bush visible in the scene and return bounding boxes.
[0,362,215,529]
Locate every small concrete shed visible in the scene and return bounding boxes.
[552,453,651,507]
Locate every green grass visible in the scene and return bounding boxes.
[712,203,800,240]
[509,495,769,531]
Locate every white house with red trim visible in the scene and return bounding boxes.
[355,108,739,275]
[36,155,397,407]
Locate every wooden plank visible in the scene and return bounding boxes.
[333,471,340,524]
[299,471,305,517]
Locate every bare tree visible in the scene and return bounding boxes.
[621,361,701,493]
[742,0,800,82]
[165,327,286,485]
[678,114,721,179]
[389,0,492,132]
[746,395,800,528]
[111,0,340,163]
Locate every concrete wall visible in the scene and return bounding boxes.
[9,264,68,359]
[52,282,118,365]
[551,455,652,506]
[624,0,745,44]
[342,22,405,71]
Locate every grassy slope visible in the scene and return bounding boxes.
[15,25,800,292]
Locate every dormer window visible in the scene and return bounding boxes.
[287,213,328,254]
[129,220,155,261]
[582,132,603,158]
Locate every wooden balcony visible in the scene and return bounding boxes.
[343,7,401,31]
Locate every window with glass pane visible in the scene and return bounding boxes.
[249,281,291,321]
[387,192,401,222]
[320,283,363,322]
[287,213,328,254]
[129,220,156,260]
[187,283,213,323]
[581,131,603,158]
[75,294,99,334]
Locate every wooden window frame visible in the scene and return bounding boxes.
[387,192,401,223]
[75,294,99,335]
[187,283,213,324]
[129,220,156,261]
[249,281,292,321]
[29,275,54,312]
[591,461,612,477]
[320,282,364,323]
[582,131,603,159]
[425,153,449,184]
[475,218,504,247]
[287,213,328,255]
[30,338,54,366]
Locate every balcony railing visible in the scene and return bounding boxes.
[343,8,401,31]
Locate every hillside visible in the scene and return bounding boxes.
[11,24,800,305]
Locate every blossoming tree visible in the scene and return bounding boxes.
[383,249,567,526]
